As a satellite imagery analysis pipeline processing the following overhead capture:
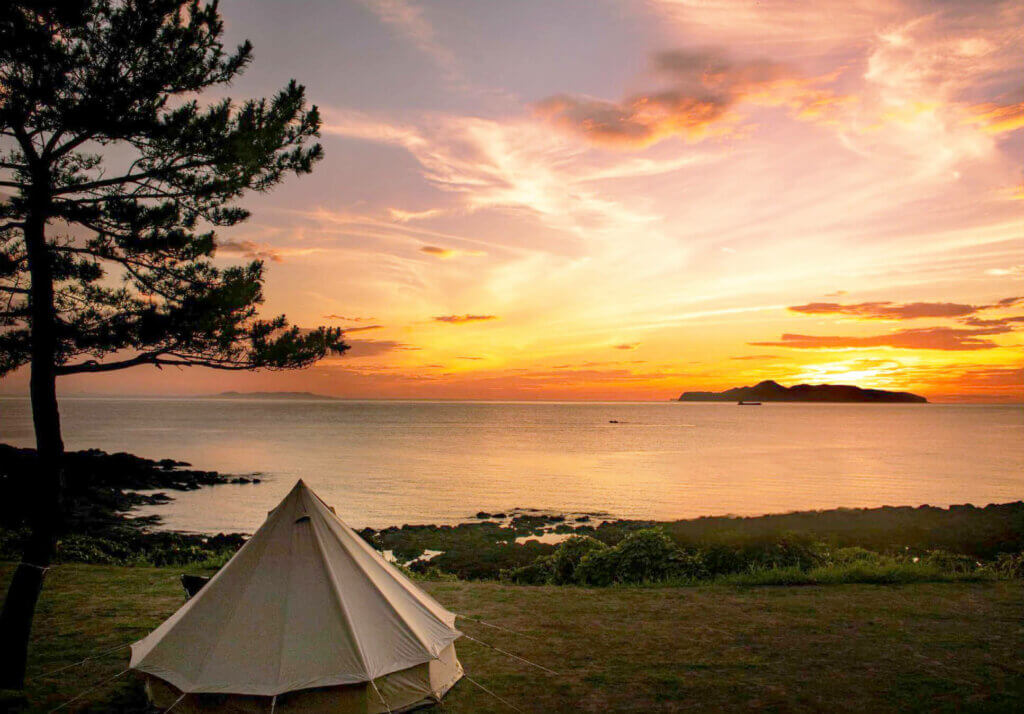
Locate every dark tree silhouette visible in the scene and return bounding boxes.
[0,0,346,686]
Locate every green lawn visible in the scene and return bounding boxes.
[1,563,1022,712]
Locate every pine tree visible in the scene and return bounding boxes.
[0,0,346,686]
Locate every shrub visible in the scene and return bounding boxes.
[550,536,608,584]
[829,546,886,565]
[574,528,705,585]
[923,550,980,574]
[698,532,827,576]
[613,529,680,582]
[992,552,1024,579]
[503,557,554,585]
[575,548,620,586]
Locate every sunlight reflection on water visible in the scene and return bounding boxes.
[1,398,1021,532]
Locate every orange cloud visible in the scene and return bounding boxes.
[752,326,1013,351]
[342,339,420,358]
[967,101,1024,134]
[389,208,444,222]
[341,325,384,333]
[324,315,376,322]
[420,245,484,259]
[986,266,1024,278]
[217,240,318,263]
[536,49,848,148]
[788,298,1023,320]
[535,92,732,148]
[613,343,640,350]
[960,316,1024,328]
[433,314,498,324]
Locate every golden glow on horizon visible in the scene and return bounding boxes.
[5,0,1023,403]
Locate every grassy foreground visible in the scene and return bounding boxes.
[1,563,1022,713]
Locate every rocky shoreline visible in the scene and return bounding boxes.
[0,444,260,566]
[2,444,1022,580]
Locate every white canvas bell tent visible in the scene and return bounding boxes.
[130,480,464,713]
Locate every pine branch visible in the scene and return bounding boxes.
[57,352,258,374]
[51,160,211,195]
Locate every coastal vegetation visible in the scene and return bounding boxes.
[2,444,1021,588]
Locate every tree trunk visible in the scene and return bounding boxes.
[0,201,64,690]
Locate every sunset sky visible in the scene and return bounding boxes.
[7,0,1024,401]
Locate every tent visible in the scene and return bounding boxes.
[130,480,464,713]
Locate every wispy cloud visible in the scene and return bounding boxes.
[320,110,659,237]
[420,245,485,259]
[324,315,377,322]
[356,0,459,79]
[433,314,498,324]
[217,240,318,263]
[535,48,849,148]
[389,208,445,222]
[341,325,385,333]
[960,315,1024,328]
[752,326,1014,351]
[987,266,1024,278]
[788,297,1023,320]
[343,339,420,358]
[966,101,1024,134]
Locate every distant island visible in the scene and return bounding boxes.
[679,380,927,403]
[207,391,340,400]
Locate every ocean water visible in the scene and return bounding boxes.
[1,397,1022,533]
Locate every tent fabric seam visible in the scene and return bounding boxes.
[321,515,441,664]
[336,517,459,631]
[309,512,376,683]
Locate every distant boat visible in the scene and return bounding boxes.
[737,401,762,406]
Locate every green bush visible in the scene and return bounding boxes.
[829,546,887,565]
[550,535,608,584]
[923,550,980,574]
[992,552,1024,579]
[575,528,705,585]
[575,548,619,586]
[697,532,827,576]
[503,556,554,585]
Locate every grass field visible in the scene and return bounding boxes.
[1,563,1022,712]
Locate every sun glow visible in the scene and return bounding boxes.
[7,0,1023,402]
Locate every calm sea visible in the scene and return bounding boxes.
[1,397,1022,533]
